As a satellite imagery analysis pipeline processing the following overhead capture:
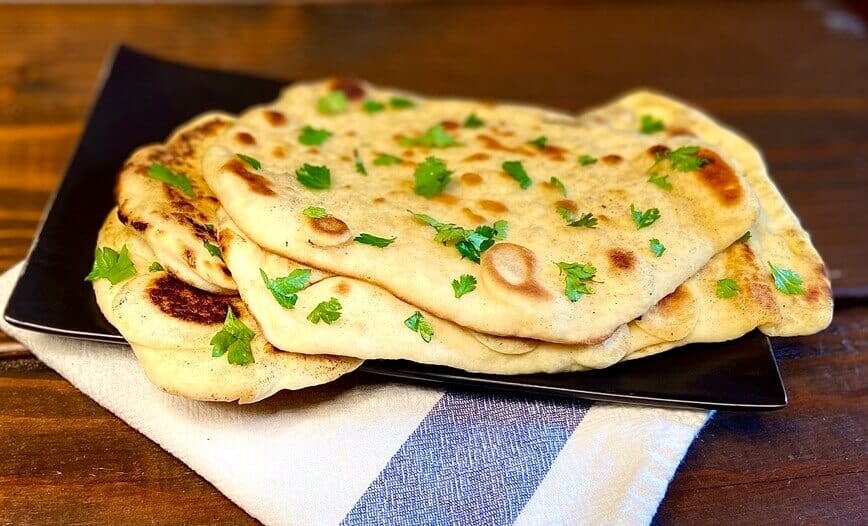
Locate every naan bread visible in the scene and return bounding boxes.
[580,91,833,336]
[202,79,759,344]
[91,209,361,403]
[116,112,237,294]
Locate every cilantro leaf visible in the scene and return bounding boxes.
[716,278,740,298]
[317,90,348,114]
[648,172,673,191]
[296,163,331,190]
[556,206,597,228]
[555,262,597,302]
[640,114,665,134]
[666,146,708,172]
[307,297,342,324]
[409,211,506,263]
[148,262,164,272]
[451,274,477,298]
[303,206,328,218]
[354,233,396,248]
[631,204,661,229]
[463,113,485,128]
[492,220,509,240]
[649,238,666,257]
[204,240,223,260]
[769,262,805,295]
[85,245,137,284]
[737,231,752,243]
[260,268,311,309]
[362,99,385,114]
[404,311,434,342]
[528,136,547,149]
[236,153,261,170]
[210,308,255,366]
[390,96,416,109]
[502,160,532,189]
[549,176,567,197]
[413,157,453,198]
[578,154,597,166]
[373,153,403,166]
[147,163,194,198]
[298,126,332,146]
[399,124,461,148]
[353,148,367,175]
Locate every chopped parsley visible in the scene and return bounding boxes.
[451,274,477,298]
[413,157,453,198]
[578,154,597,166]
[85,245,137,284]
[549,176,567,197]
[204,240,223,260]
[354,233,396,248]
[399,124,461,148]
[147,163,194,198]
[353,149,367,175]
[307,297,342,324]
[555,262,597,302]
[373,153,403,166]
[404,311,434,343]
[410,211,507,263]
[502,160,532,189]
[649,238,666,257]
[769,262,805,295]
[317,90,348,114]
[640,114,665,134]
[148,262,164,272]
[210,307,255,366]
[556,206,597,228]
[303,206,328,218]
[737,231,752,243]
[390,96,416,109]
[716,278,740,298]
[362,99,386,114]
[631,204,661,229]
[463,113,485,128]
[236,153,261,170]
[649,145,709,173]
[298,126,332,146]
[528,136,548,149]
[296,163,331,190]
[260,268,311,308]
[648,172,673,191]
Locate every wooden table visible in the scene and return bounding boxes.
[1,3,865,524]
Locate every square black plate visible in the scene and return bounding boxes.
[4,46,787,410]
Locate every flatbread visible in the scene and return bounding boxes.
[201,79,759,344]
[580,91,833,336]
[91,209,361,403]
[116,112,237,294]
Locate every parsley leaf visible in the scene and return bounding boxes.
[353,148,367,175]
[85,245,137,284]
[204,240,223,260]
[463,113,485,128]
[147,163,194,198]
[640,114,665,134]
[716,278,740,298]
[451,274,477,298]
[298,126,332,146]
[769,262,805,295]
[528,136,547,149]
[373,153,403,166]
[413,157,453,198]
[555,262,597,302]
[549,176,567,197]
[502,160,532,189]
[737,231,752,243]
[307,297,342,324]
[317,90,348,114]
[404,311,434,342]
[648,172,673,190]
[409,211,506,263]
[556,206,597,228]
[362,99,385,114]
[354,233,396,248]
[631,204,661,229]
[399,124,460,148]
[578,154,597,166]
[390,96,416,109]
[236,153,261,170]
[649,238,666,257]
[210,307,255,366]
[296,163,331,190]
[303,206,328,218]
[260,268,311,309]
[665,146,708,172]
[148,262,164,272]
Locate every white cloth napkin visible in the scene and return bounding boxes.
[0,263,709,525]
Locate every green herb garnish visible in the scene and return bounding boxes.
[147,163,194,198]
[404,311,434,342]
[362,99,386,114]
[463,113,485,128]
[502,160,532,189]
[640,114,665,134]
[648,172,673,190]
[769,262,805,295]
[260,268,311,309]
[737,231,752,243]
[528,136,548,149]
[390,96,416,109]
[649,238,666,257]
[556,207,597,228]
[716,278,740,298]
[298,126,332,146]
[307,297,342,324]
[204,240,223,260]
[373,153,403,166]
[317,90,348,114]
[148,262,164,272]
[236,153,261,170]
[555,262,597,302]
[354,233,396,248]
[451,274,477,299]
[578,154,597,166]
[399,124,461,148]
[296,164,331,190]
[631,204,661,229]
[549,176,567,197]
[410,211,507,263]
[413,156,453,198]
[85,245,137,284]
[210,307,255,366]
[303,206,328,218]
[353,149,367,175]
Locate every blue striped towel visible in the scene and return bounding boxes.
[0,264,709,525]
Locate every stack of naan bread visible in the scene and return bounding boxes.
[89,80,832,403]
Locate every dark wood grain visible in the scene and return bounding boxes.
[0,2,865,525]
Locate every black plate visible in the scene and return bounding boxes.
[4,46,787,410]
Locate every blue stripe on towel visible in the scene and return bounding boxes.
[342,390,591,526]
